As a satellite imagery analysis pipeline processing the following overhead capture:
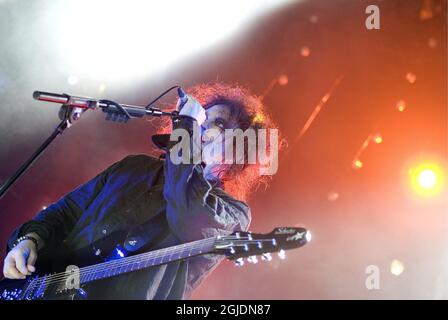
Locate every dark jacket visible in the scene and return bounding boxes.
[6,116,251,299]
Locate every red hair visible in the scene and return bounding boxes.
[157,82,281,202]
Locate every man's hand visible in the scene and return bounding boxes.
[176,94,206,126]
[3,236,39,279]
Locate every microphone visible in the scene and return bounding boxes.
[152,86,189,151]
[33,91,99,109]
[177,87,188,109]
[32,90,175,120]
[175,86,206,125]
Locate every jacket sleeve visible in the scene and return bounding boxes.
[6,158,125,252]
[162,115,252,298]
[163,115,251,243]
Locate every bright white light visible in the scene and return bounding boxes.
[305,231,312,242]
[409,162,445,197]
[67,75,79,85]
[45,0,295,82]
[390,259,404,276]
[418,169,437,189]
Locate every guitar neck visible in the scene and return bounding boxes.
[79,237,216,285]
[2,226,310,300]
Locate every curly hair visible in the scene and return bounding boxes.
[157,82,281,202]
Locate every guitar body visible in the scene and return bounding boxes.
[0,230,136,300]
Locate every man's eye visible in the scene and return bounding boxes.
[214,119,225,130]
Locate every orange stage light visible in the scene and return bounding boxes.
[409,162,445,197]
[352,159,363,170]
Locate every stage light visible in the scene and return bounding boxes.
[309,15,318,24]
[277,74,288,86]
[45,0,295,82]
[409,162,445,197]
[428,37,438,49]
[419,0,434,21]
[396,100,406,112]
[352,159,363,170]
[327,191,339,202]
[390,259,404,276]
[372,134,382,144]
[406,72,416,84]
[300,46,310,57]
[418,169,437,188]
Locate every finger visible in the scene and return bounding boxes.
[176,98,182,111]
[27,250,37,273]
[3,257,13,278]
[3,257,25,279]
[177,98,190,112]
[14,251,30,276]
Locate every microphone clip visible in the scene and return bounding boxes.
[58,104,88,127]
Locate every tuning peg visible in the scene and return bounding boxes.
[229,247,236,254]
[306,230,312,242]
[257,241,263,249]
[278,249,286,260]
[261,253,272,261]
[247,256,258,264]
[234,258,244,266]
[243,244,249,251]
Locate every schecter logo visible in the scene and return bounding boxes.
[274,228,296,235]
[287,232,306,241]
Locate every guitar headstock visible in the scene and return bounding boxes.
[213,227,311,266]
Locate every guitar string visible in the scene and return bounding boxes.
[54,238,278,285]
[25,237,213,292]
[27,236,280,291]
[25,237,217,293]
[29,236,250,287]
[25,237,278,294]
[27,237,277,290]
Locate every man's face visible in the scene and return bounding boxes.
[201,103,239,143]
[201,104,239,180]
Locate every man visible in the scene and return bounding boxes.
[2,82,277,299]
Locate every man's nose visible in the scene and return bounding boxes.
[200,125,208,143]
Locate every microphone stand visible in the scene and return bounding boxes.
[0,91,177,200]
[0,107,72,199]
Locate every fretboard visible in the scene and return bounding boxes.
[78,237,216,284]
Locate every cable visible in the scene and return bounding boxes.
[145,85,180,109]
